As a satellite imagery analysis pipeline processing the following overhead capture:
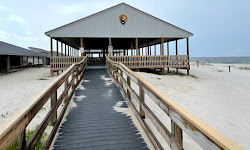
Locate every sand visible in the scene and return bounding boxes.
[135,62,250,149]
[1,63,249,149]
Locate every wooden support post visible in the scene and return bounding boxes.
[136,38,139,71]
[187,38,190,75]
[61,43,63,56]
[33,56,34,66]
[27,56,28,67]
[50,37,53,57]
[56,40,58,56]
[116,67,118,81]
[167,42,170,73]
[171,121,183,150]
[16,129,26,150]
[6,55,10,74]
[139,81,145,119]
[68,45,69,56]
[162,37,165,75]
[127,76,131,100]
[51,91,57,125]
[154,45,156,55]
[150,46,151,55]
[176,40,178,75]
[20,56,23,69]
[65,44,66,56]
[64,77,68,102]
[131,41,133,56]
[80,38,84,56]
[71,70,75,90]
[120,70,123,89]
[38,56,39,65]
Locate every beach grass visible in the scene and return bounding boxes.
[239,67,250,71]
[39,78,49,80]
[8,126,46,150]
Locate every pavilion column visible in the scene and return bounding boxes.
[20,56,23,69]
[50,37,53,57]
[136,38,139,71]
[167,42,170,73]
[176,40,178,74]
[131,41,133,56]
[6,55,10,74]
[154,45,156,55]
[64,44,66,56]
[80,38,85,56]
[108,38,112,56]
[187,38,190,75]
[56,40,59,56]
[61,43,63,56]
[67,45,69,56]
[161,37,165,75]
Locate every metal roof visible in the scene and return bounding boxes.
[45,3,193,38]
[28,47,64,57]
[0,41,45,56]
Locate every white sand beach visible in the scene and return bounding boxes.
[135,62,250,149]
[0,67,61,128]
[0,63,249,149]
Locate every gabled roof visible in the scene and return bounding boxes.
[0,41,44,56]
[45,3,193,38]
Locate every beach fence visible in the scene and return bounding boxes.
[50,56,84,75]
[108,55,190,74]
[106,56,243,150]
[0,56,87,149]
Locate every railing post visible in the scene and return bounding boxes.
[76,68,79,84]
[127,76,131,101]
[138,81,145,119]
[64,76,68,103]
[116,67,118,81]
[51,91,57,125]
[71,69,75,90]
[16,129,26,150]
[171,120,183,150]
[120,70,123,89]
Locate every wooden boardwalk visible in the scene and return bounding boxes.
[53,62,149,150]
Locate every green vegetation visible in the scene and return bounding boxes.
[164,70,198,78]
[217,70,223,72]
[1,112,9,118]
[38,78,49,80]
[8,126,47,150]
[239,67,250,71]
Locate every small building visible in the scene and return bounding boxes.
[28,47,65,65]
[0,41,44,74]
[45,3,193,75]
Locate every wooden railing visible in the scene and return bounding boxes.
[50,56,84,71]
[106,56,243,150]
[0,56,87,149]
[108,55,189,69]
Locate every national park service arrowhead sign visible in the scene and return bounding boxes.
[119,14,127,25]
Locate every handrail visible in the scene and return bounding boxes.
[106,56,243,150]
[0,56,87,149]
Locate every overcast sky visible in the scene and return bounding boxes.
[0,0,249,57]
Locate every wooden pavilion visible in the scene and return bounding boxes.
[45,3,193,75]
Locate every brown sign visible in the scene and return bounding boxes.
[119,14,127,25]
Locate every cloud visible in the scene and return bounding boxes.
[0,30,38,45]
[6,14,26,25]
